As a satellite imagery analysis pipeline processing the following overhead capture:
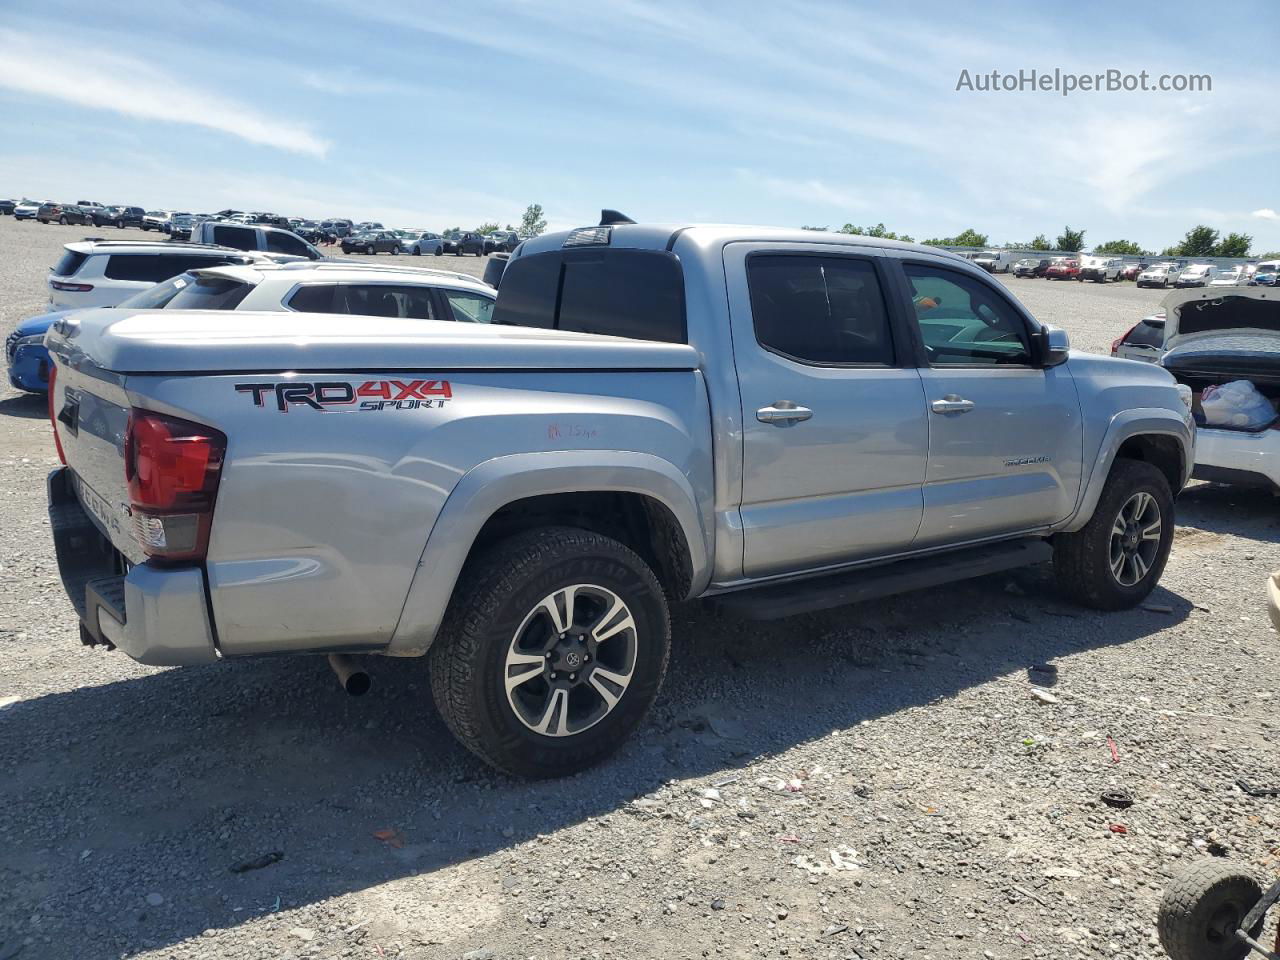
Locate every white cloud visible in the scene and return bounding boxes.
[298,71,427,97]
[0,29,328,157]
[1254,209,1280,221]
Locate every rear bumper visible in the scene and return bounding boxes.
[1192,426,1280,491]
[47,468,218,666]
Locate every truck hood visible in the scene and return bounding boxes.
[44,309,700,374]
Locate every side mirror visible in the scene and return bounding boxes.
[1040,325,1070,367]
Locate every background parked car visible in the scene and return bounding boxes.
[37,203,92,225]
[453,231,486,256]
[12,200,41,220]
[353,220,385,233]
[1136,264,1177,288]
[407,231,446,256]
[341,230,401,255]
[0,199,16,215]
[1079,256,1123,283]
[1045,257,1081,280]
[484,230,521,254]
[1119,263,1142,281]
[91,205,144,228]
[1249,260,1280,286]
[44,239,279,310]
[1111,312,1167,364]
[187,221,323,259]
[141,210,170,231]
[1175,264,1217,287]
[1012,257,1051,278]
[971,249,1016,273]
[1209,266,1247,287]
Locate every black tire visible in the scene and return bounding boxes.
[59,215,68,225]
[411,245,420,256]
[366,244,374,255]
[434,246,442,256]
[1158,860,1263,960]
[429,526,671,778]
[116,220,124,229]
[393,245,401,255]
[1054,458,1174,610]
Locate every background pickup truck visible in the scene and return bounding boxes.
[44,218,1195,777]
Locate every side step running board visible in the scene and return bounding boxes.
[708,538,1053,621]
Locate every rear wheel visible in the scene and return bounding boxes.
[59,215,68,225]
[1054,458,1174,610]
[411,245,420,256]
[1158,861,1263,960]
[429,527,670,778]
[366,244,374,255]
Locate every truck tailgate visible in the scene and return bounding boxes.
[47,354,143,565]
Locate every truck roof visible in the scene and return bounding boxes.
[518,222,974,265]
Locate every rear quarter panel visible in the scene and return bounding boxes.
[129,370,711,656]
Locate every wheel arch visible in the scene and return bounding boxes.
[389,451,712,655]
[1061,410,1193,533]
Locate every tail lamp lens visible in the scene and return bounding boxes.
[49,280,94,292]
[1111,324,1139,356]
[124,410,225,562]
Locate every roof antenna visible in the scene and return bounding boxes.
[599,209,635,226]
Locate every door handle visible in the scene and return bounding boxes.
[931,395,975,414]
[756,401,813,424]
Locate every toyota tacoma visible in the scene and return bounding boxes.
[43,216,1195,777]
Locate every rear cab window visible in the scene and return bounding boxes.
[212,225,259,251]
[492,249,686,343]
[747,254,894,365]
[264,232,316,259]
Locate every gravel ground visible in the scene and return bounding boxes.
[1,218,1277,960]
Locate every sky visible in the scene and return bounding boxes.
[1,0,1277,253]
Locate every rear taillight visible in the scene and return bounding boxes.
[1111,323,1139,356]
[49,279,94,292]
[47,364,66,464]
[124,410,226,563]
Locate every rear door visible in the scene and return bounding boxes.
[892,256,1083,546]
[726,243,929,578]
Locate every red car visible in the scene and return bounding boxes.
[1119,263,1142,281]
[1045,257,1081,280]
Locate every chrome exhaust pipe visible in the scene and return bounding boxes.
[327,654,371,696]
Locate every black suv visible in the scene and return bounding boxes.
[454,231,486,256]
[92,205,146,228]
[484,230,520,254]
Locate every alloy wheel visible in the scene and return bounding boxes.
[503,584,638,737]
[1109,491,1161,586]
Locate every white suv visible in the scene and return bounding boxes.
[46,240,287,309]
[113,260,496,322]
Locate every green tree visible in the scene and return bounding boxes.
[1257,251,1280,260]
[443,227,461,239]
[921,228,988,247]
[518,203,547,239]
[1213,232,1252,258]
[1175,225,1219,258]
[1094,239,1145,256]
[1055,226,1086,252]
[476,221,500,235]
[838,222,914,242]
[1030,233,1050,250]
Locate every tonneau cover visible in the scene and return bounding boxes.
[45,309,700,374]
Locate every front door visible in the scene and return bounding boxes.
[725,244,930,578]
[896,258,1083,546]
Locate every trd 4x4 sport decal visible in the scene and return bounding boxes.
[235,379,452,412]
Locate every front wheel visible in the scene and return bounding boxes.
[411,245,420,256]
[1054,458,1174,610]
[429,526,671,778]
[59,216,68,225]
[1158,860,1264,960]
[366,244,374,255]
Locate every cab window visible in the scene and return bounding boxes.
[903,263,1031,366]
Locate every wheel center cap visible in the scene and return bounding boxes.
[563,650,582,670]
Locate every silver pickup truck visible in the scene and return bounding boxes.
[44,218,1195,777]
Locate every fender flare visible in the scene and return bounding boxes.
[1060,408,1194,533]
[388,450,713,655]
